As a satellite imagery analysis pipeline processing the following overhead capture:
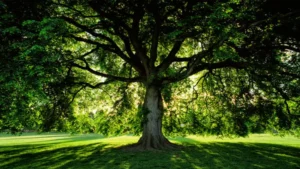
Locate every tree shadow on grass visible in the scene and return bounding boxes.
[176,142,300,169]
[0,139,299,169]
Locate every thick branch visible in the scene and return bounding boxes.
[63,14,147,75]
[192,59,248,75]
[62,16,116,44]
[63,17,137,64]
[173,57,191,62]
[157,40,184,72]
[71,62,141,82]
[162,59,248,84]
[129,8,151,74]
[186,38,227,75]
[112,27,145,75]
[70,35,144,74]
[149,2,161,68]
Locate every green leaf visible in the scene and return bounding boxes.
[3,26,21,35]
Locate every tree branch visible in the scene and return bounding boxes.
[149,2,161,68]
[67,85,85,105]
[112,27,145,75]
[79,46,100,59]
[157,40,184,72]
[71,61,141,82]
[184,38,227,76]
[173,57,191,62]
[69,35,144,74]
[162,59,248,84]
[73,80,114,89]
[129,8,151,75]
[63,16,134,60]
[62,8,147,76]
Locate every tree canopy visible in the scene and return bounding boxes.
[1,0,300,149]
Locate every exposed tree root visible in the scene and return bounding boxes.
[119,136,183,151]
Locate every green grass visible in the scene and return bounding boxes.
[0,133,299,169]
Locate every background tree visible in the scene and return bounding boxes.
[0,0,76,132]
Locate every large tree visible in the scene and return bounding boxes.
[1,0,300,149]
[47,0,300,149]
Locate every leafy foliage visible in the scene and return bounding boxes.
[0,1,74,132]
[1,0,300,138]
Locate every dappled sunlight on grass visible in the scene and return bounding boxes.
[0,133,299,169]
[0,133,107,146]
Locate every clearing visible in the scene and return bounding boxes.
[0,133,299,169]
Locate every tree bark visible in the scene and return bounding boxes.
[136,85,175,150]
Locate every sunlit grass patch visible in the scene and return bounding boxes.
[170,134,300,147]
[0,133,299,169]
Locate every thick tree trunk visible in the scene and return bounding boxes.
[136,85,175,150]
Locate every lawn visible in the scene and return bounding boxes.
[0,133,299,169]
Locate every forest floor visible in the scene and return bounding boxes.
[0,133,299,169]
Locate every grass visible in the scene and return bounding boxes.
[0,133,299,169]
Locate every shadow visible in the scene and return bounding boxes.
[0,137,299,169]
[0,143,109,169]
[169,137,300,169]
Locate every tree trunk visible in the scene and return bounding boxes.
[136,85,175,150]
